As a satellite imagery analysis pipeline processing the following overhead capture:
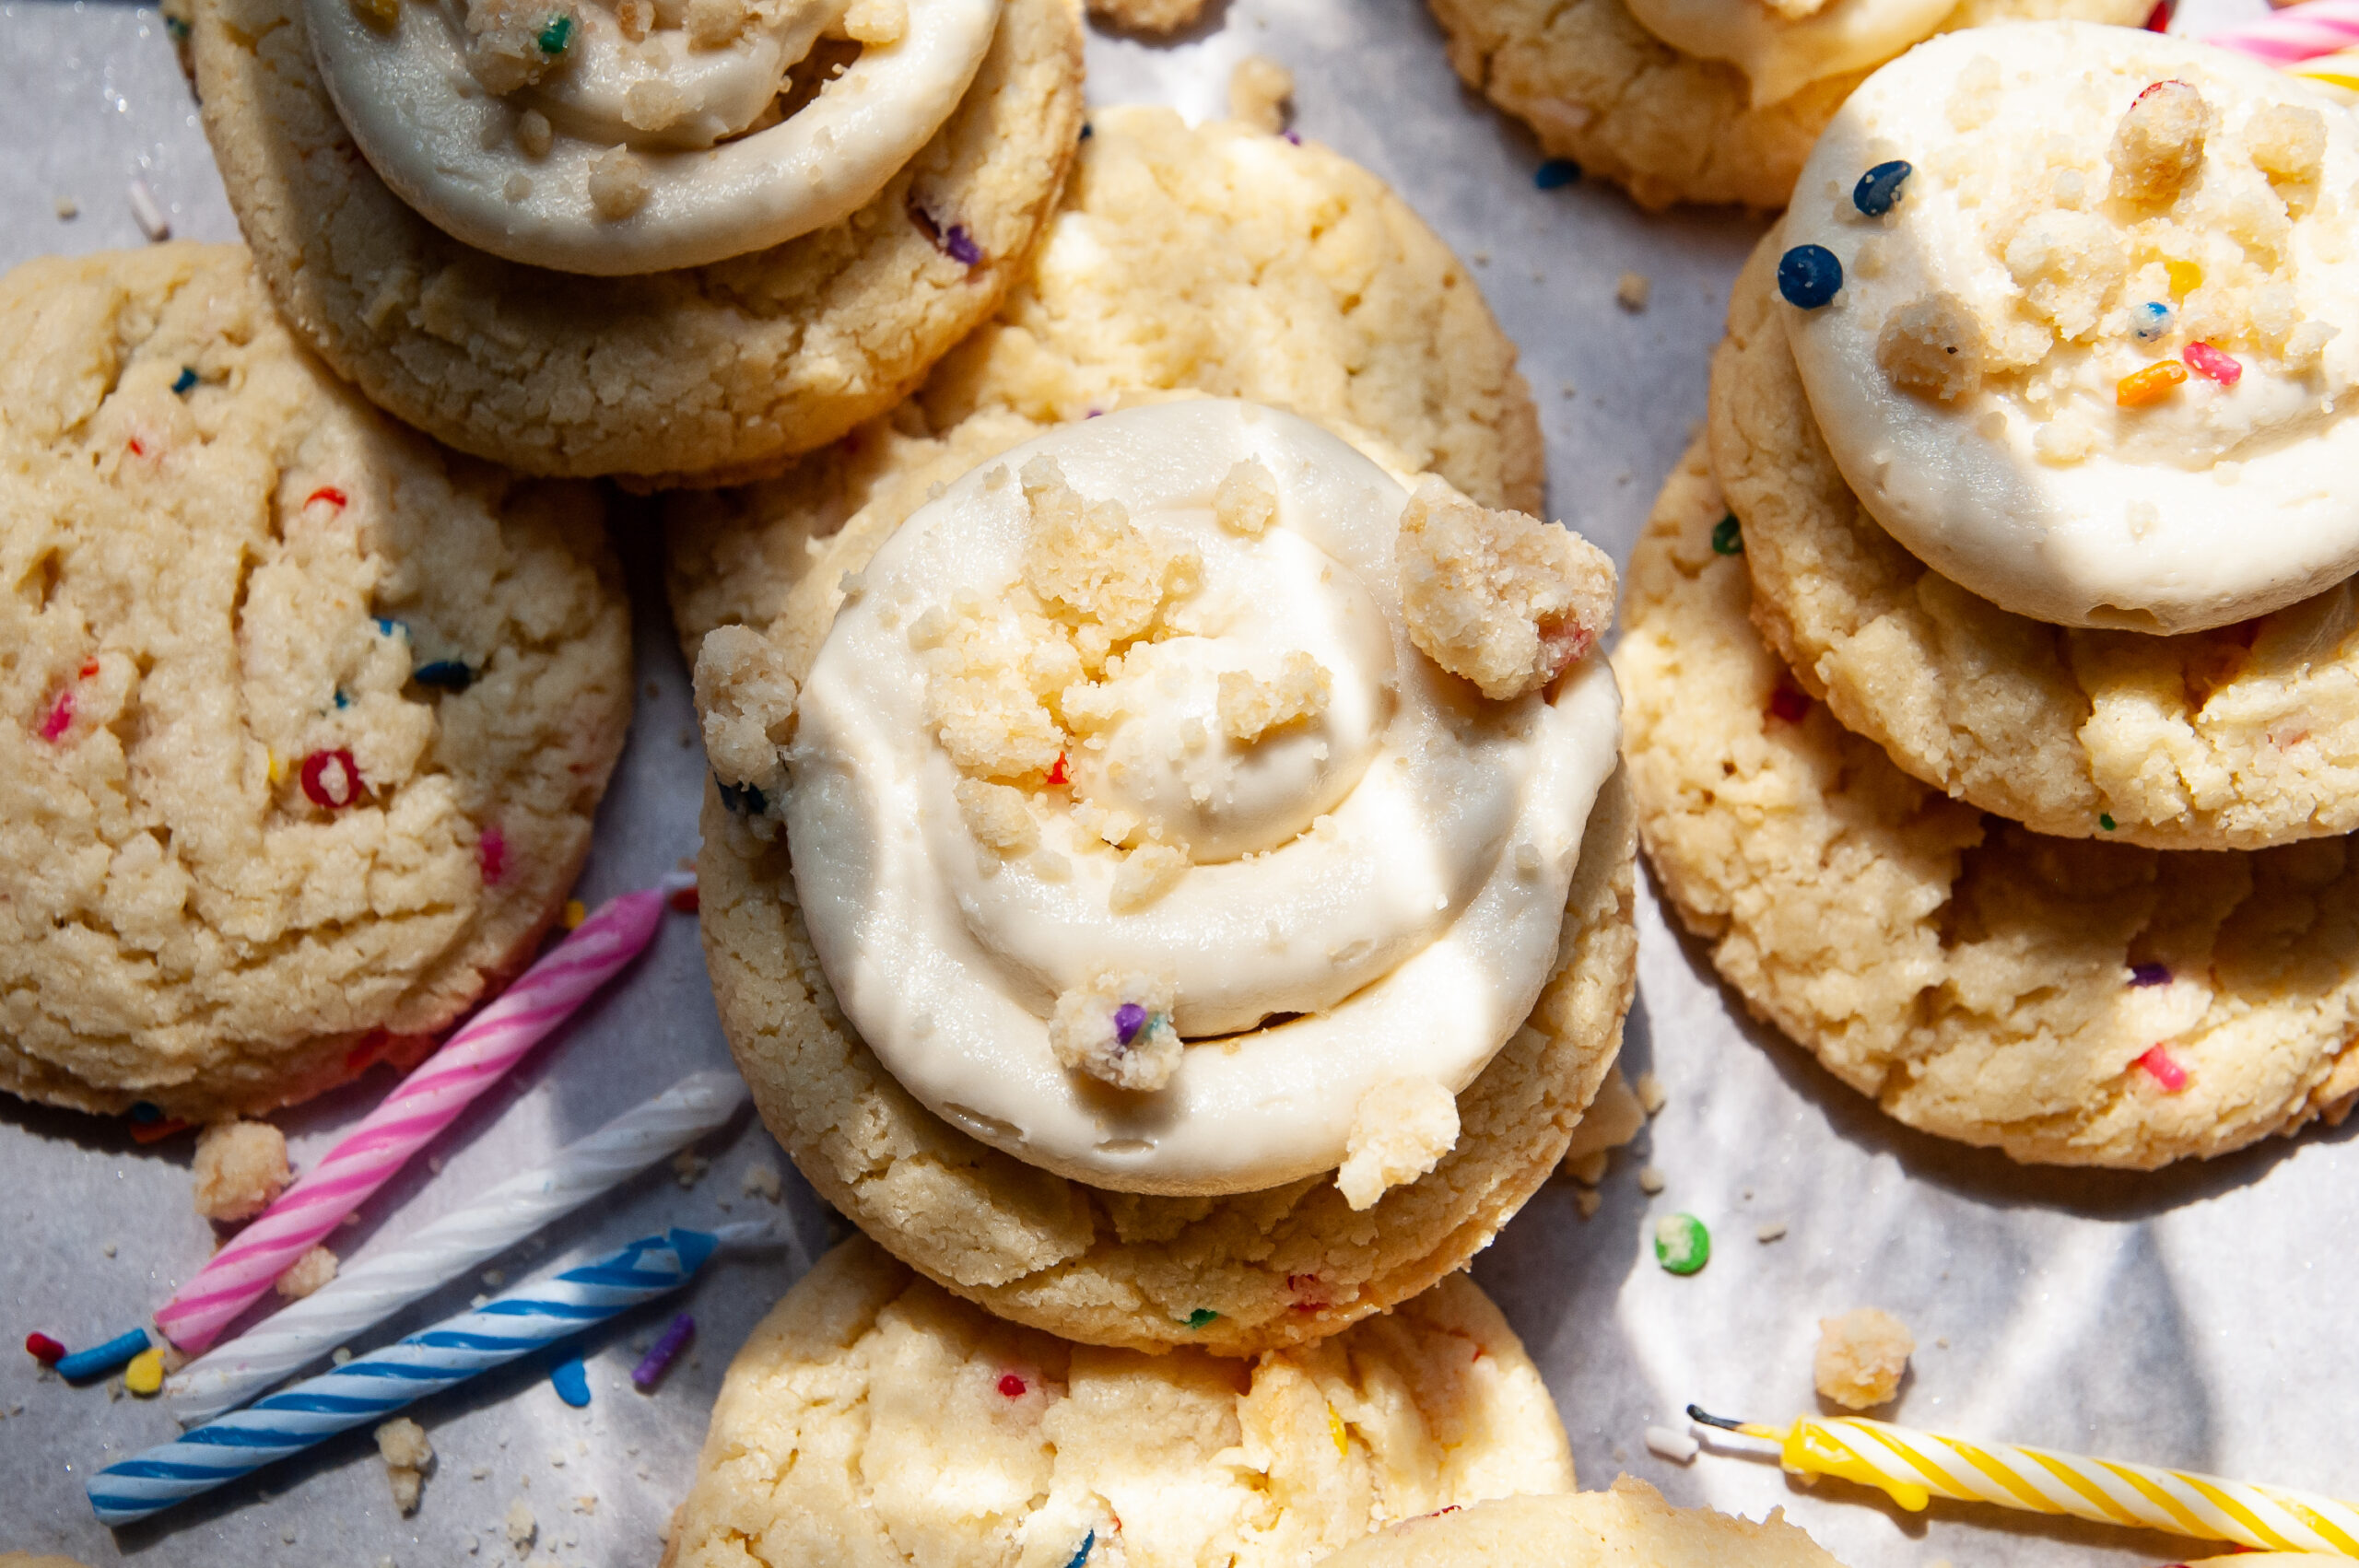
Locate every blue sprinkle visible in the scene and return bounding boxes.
[1080,123,1093,140]
[1063,1530,1096,1568]
[2129,962,2172,988]
[550,1354,592,1408]
[1777,244,1843,310]
[128,1100,162,1124]
[56,1328,152,1382]
[375,617,408,639]
[1534,158,1581,190]
[412,659,474,693]
[715,775,768,816]
[334,689,349,709]
[1851,159,1912,217]
[170,367,198,396]
[2133,300,2173,344]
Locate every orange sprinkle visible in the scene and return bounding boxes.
[562,899,587,930]
[130,1117,191,1144]
[2116,361,2187,407]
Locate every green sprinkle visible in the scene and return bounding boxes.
[1653,1212,1710,1275]
[537,12,571,52]
[2099,813,2117,832]
[164,13,190,37]
[1184,1308,1218,1330]
[1710,514,1743,556]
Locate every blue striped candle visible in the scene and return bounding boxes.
[88,1226,734,1526]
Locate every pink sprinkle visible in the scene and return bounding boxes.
[38,691,73,741]
[478,825,508,886]
[2137,1045,2189,1093]
[2184,342,2242,387]
[998,1373,1027,1398]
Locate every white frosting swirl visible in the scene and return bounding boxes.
[1626,0,1953,107]
[308,0,1000,274]
[785,401,1621,1196]
[1784,24,2359,633]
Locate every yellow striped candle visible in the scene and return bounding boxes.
[2287,45,2359,100]
[1689,1408,2359,1556]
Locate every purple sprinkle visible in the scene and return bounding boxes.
[1113,1002,1148,1046]
[631,1312,696,1391]
[945,224,983,267]
[2129,963,2171,989]
[1282,131,1301,146]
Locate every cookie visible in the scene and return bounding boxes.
[661,1235,1577,1568]
[1317,1477,1848,1568]
[1086,0,1212,30]
[0,245,632,1121]
[666,104,1545,652]
[188,0,1084,484]
[1618,438,2359,1168]
[1715,230,2359,851]
[1426,0,2142,211]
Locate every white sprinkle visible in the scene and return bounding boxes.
[1756,1222,1788,1243]
[483,1269,505,1287]
[1637,1165,1666,1195]
[102,1241,117,1258]
[332,1347,353,1364]
[127,179,170,240]
[1645,1423,1699,1463]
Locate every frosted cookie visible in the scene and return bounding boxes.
[667,106,1546,653]
[1619,439,2359,1168]
[694,399,1637,1351]
[1717,26,2359,849]
[1318,1477,1848,1568]
[189,0,1084,482]
[0,245,631,1120]
[662,1235,1576,1568]
[1426,0,2142,211]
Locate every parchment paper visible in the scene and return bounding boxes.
[3,3,2338,1565]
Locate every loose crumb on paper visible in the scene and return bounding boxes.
[1637,1164,1666,1195]
[127,179,170,240]
[1814,1308,1915,1410]
[505,1496,537,1557]
[1616,271,1651,311]
[1229,54,1294,134]
[377,1417,433,1514]
[194,1118,290,1222]
[673,1149,710,1188]
[1635,1071,1666,1114]
[740,1162,783,1202]
[276,1245,339,1299]
[1756,1222,1788,1244]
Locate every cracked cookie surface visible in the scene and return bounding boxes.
[188,0,1084,483]
[1426,0,2142,210]
[1619,437,2359,1169]
[662,1235,1575,1568]
[0,244,631,1119]
[1716,232,2359,851]
[665,106,1545,655]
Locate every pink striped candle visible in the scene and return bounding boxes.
[154,891,663,1352]
[2202,0,2359,64]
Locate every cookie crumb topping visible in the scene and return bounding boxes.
[1336,1076,1459,1210]
[1049,968,1180,1091]
[1396,480,1616,700]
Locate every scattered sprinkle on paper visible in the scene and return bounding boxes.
[54,195,78,220]
[127,179,170,240]
[1637,1165,1666,1195]
[1645,1424,1698,1462]
[1756,1222,1788,1244]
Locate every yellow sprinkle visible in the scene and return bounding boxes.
[562,899,587,930]
[267,750,287,785]
[123,1346,164,1397]
[1327,1405,1348,1458]
[2164,259,2201,297]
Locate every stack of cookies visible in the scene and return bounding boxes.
[1621,21,2359,1168]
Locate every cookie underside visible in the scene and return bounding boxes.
[1620,437,2359,1169]
[1716,231,2359,852]
[188,0,1086,483]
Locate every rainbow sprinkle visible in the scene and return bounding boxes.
[2136,1045,2189,1093]
[632,1313,695,1390]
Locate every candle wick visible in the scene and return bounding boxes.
[1687,1404,1752,1432]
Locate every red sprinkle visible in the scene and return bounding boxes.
[38,691,74,742]
[25,1332,65,1364]
[127,437,147,458]
[1767,686,1812,723]
[1046,753,1071,787]
[2184,342,2242,388]
[78,659,100,679]
[997,1374,1027,1398]
[2133,78,2188,105]
[477,824,508,886]
[131,1117,191,1143]
[2142,0,2172,27]
[668,883,700,914]
[305,486,348,510]
[2136,1045,2189,1093]
[299,748,363,809]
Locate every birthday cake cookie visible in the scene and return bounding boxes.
[693,397,1636,1350]
[666,105,1548,654]
[1716,23,2359,850]
[186,0,1085,482]
[1316,1478,1848,1568]
[0,244,632,1122]
[662,1234,1578,1568]
[1426,0,2144,211]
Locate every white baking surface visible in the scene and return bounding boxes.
[0,3,2333,1566]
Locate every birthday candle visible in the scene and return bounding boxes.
[1692,1408,2359,1556]
[166,1071,748,1422]
[2286,44,2359,99]
[154,892,665,1352]
[2202,0,2359,64]
[90,1224,760,1526]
